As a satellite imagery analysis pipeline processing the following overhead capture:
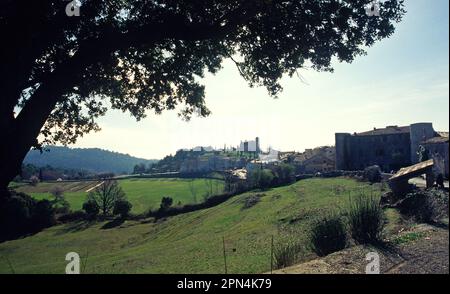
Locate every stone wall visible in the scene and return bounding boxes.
[335,132,411,172]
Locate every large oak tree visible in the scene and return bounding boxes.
[0,0,405,195]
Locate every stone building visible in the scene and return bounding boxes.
[335,123,448,173]
[179,155,246,174]
[293,146,335,174]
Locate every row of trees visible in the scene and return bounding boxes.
[248,163,296,190]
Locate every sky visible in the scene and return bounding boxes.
[73,0,449,160]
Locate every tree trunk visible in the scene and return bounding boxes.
[0,72,73,197]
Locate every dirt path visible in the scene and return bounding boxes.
[385,226,448,274]
[272,224,448,274]
[85,181,104,193]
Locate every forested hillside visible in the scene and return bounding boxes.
[24,146,157,174]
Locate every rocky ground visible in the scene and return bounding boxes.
[272,224,449,274]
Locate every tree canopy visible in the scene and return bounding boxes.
[0,0,405,190]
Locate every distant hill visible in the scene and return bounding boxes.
[24,146,158,174]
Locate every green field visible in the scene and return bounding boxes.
[0,178,387,274]
[12,178,224,214]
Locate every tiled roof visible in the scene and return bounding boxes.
[356,126,410,136]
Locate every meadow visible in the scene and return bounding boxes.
[12,178,224,214]
[0,177,387,274]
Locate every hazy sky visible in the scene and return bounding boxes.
[73,0,449,159]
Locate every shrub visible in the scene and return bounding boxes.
[82,199,100,219]
[363,165,382,183]
[242,194,262,209]
[259,169,275,189]
[51,188,71,214]
[273,240,303,269]
[31,199,56,230]
[348,195,384,244]
[113,199,132,218]
[310,214,347,256]
[398,189,448,223]
[273,163,295,185]
[0,191,56,242]
[160,196,173,211]
[53,197,71,214]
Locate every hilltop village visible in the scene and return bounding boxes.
[149,122,449,181]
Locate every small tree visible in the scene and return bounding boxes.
[113,199,133,219]
[29,175,40,186]
[259,169,275,190]
[87,180,125,216]
[50,186,64,199]
[274,163,295,185]
[50,186,70,214]
[160,197,173,211]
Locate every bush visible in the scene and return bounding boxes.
[51,189,71,214]
[53,198,71,214]
[248,168,275,190]
[113,199,132,218]
[0,191,55,242]
[273,163,295,185]
[363,165,382,183]
[160,196,173,211]
[273,240,303,269]
[348,195,384,244]
[310,214,347,256]
[31,200,55,229]
[242,194,262,209]
[82,199,100,219]
[259,169,275,189]
[398,189,449,223]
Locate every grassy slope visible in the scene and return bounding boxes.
[13,178,224,214]
[0,178,384,274]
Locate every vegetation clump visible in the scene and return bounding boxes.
[397,188,448,223]
[274,240,303,270]
[242,194,263,210]
[0,191,55,242]
[159,196,173,211]
[348,195,384,244]
[82,200,100,220]
[310,214,347,256]
[113,199,133,219]
[363,165,382,183]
